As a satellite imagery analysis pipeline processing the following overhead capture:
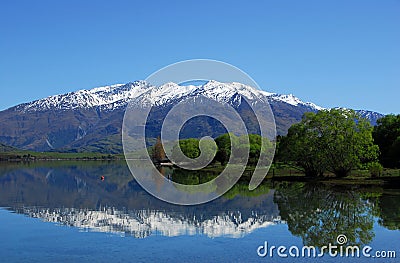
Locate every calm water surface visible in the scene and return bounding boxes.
[0,161,398,262]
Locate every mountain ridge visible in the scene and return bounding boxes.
[14,80,324,112]
[0,80,385,152]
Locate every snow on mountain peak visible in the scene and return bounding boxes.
[20,81,152,112]
[268,93,324,110]
[194,80,270,104]
[18,80,324,112]
[133,82,198,107]
[89,83,126,93]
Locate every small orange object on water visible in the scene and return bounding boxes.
[100,176,105,181]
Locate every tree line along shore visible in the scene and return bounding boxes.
[1,109,399,181]
[150,109,400,180]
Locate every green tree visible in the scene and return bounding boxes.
[278,113,326,177]
[317,109,379,177]
[373,114,400,168]
[173,138,200,159]
[368,162,383,177]
[278,109,379,177]
[214,133,237,165]
[241,134,273,166]
[214,133,273,166]
[171,138,216,166]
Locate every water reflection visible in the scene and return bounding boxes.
[273,182,399,248]
[0,161,398,244]
[0,161,280,238]
[16,207,281,238]
[377,190,400,230]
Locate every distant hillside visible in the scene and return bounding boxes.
[0,143,18,152]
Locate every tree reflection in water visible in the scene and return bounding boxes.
[0,161,398,240]
[376,190,400,230]
[274,182,376,248]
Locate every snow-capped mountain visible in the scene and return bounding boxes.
[0,80,384,152]
[268,93,324,110]
[19,81,152,112]
[17,80,323,112]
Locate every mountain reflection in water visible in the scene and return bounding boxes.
[17,207,282,238]
[0,161,281,238]
[0,161,399,247]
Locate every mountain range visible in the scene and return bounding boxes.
[0,80,384,153]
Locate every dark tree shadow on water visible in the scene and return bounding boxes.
[377,190,400,230]
[273,182,377,248]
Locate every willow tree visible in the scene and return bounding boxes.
[278,112,326,177]
[279,109,379,177]
[317,109,379,177]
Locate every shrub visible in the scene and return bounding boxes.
[368,162,383,178]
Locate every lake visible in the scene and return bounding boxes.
[0,161,398,262]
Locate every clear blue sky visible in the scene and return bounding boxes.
[1,0,399,114]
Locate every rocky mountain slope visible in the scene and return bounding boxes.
[0,81,384,152]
